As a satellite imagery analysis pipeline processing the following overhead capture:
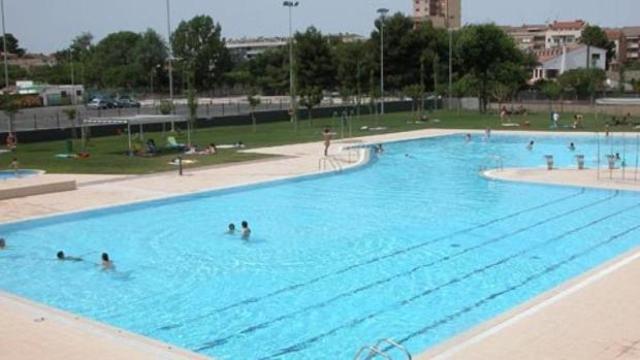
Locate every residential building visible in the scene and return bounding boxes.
[545,20,587,49]
[502,24,547,52]
[605,29,626,70]
[622,27,640,62]
[227,33,366,62]
[1,53,56,70]
[413,0,461,29]
[530,45,607,83]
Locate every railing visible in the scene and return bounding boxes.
[318,156,343,172]
[354,338,412,360]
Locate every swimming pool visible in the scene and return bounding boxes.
[0,169,42,181]
[1,134,640,359]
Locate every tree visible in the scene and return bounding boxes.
[456,24,527,112]
[540,80,562,112]
[248,48,289,95]
[187,85,198,135]
[90,31,143,88]
[558,68,606,102]
[0,34,25,56]
[295,27,336,92]
[171,15,231,91]
[1,94,20,133]
[580,25,615,69]
[62,108,79,143]
[247,91,261,132]
[403,84,424,119]
[299,86,323,126]
[134,29,168,93]
[335,40,373,109]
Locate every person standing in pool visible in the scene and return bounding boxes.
[569,142,576,151]
[57,251,83,262]
[227,223,236,234]
[241,221,251,241]
[101,253,115,270]
[323,127,333,156]
[526,140,535,151]
[0,238,5,250]
[9,157,18,174]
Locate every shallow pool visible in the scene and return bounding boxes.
[1,134,640,359]
[0,169,41,181]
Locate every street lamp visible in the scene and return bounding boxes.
[1,0,9,90]
[283,1,299,130]
[377,8,389,116]
[166,0,174,101]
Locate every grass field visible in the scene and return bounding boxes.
[1,109,635,175]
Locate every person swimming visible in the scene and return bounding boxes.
[101,252,114,270]
[526,140,535,151]
[375,144,384,154]
[241,221,251,241]
[0,238,5,250]
[227,223,236,234]
[56,251,83,262]
[465,133,472,142]
[569,142,576,151]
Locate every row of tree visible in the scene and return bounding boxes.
[4,13,620,112]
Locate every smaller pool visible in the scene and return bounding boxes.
[0,169,42,181]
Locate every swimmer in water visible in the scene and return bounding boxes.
[526,140,534,151]
[0,238,5,250]
[465,133,471,142]
[227,223,236,234]
[101,253,114,270]
[569,142,576,151]
[56,251,83,262]
[241,221,251,241]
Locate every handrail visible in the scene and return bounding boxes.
[375,338,412,360]
[318,156,343,172]
[353,346,392,360]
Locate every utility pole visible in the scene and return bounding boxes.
[166,0,174,102]
[1,0,9,90]
[283,1,299,130]
[377,8,389,115]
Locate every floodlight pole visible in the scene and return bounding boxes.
[377,8,389,116]
[283,1,299,131]
[166,0,174,102]
[1,0,9,90]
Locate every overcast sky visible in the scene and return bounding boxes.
[7,0,640,54]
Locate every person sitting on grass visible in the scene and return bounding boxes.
[206,143,217,155]
[57,251,83,262]
[5,132,16,151]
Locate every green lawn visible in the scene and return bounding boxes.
[2,109,634,175]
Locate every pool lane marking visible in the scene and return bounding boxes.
[256,200,640,359]
[156,189,587,332]
[429,240,640,359]
[191,192,617,351]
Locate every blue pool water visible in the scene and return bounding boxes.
[2,134,640,359]
[0,169,41,180]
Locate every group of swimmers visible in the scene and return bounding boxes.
[227,221,251,240]
[0,237,114,270]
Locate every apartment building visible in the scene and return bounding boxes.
[413,0,461,29]
[622,27,640,62]
[501,24,547,51]
[545,20,587,49]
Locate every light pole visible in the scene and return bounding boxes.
[1,0,9,90]
[283,1,299,130]
[448,28,453,110]
[165,0,174,102]
[377,8,388,116]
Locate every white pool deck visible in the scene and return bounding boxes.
[2,128,640,359]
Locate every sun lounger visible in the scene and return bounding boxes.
[166,136,185,150]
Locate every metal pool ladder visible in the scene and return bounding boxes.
[354,338,412,360]
[319,156,343,172]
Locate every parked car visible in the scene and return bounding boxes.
[86,98,109,110]
[116,96,141,108]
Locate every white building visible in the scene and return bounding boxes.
[531,45,607,83]
[545,20,587,49]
